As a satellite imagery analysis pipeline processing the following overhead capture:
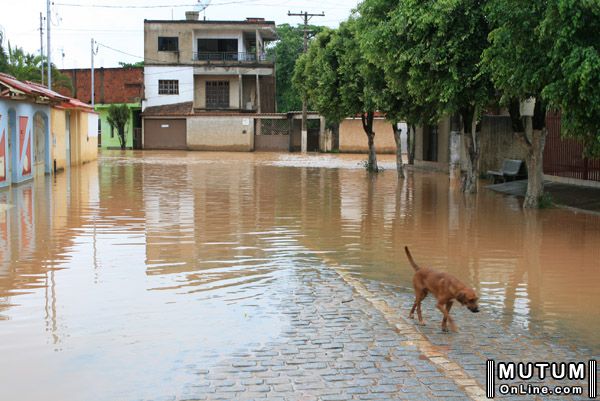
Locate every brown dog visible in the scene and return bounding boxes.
[405,246,479,332]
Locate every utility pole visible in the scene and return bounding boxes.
[39,12,44,86]
[46,0,51,89]
[288,10,324,153]
[91,39,98,107]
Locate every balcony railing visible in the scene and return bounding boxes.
[193,52,273,62]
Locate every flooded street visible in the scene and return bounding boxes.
[1,151,599,401]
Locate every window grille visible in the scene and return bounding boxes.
[158,80,179,95]
[206,81,229,108]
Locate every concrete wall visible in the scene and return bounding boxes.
[51,108,67,171]
[339,118,396,154]
[143,66,195,108]
[187,116,254,151]
[77,111,99,164]
[52,107,98,171]
[144,21,275,64]
[145,23,195,64]
[0,99,50,187]
[479,115,527,173]
[194,75,240,109]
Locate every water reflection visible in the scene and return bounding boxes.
[0,151,599,400]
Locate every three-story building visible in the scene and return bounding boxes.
[142,12,277,151]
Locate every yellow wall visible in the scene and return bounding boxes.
[51,108,67,171]
[78,112,99,164]
[51,107,98,171]
[339,118,397,154]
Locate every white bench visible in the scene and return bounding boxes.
[487,159,524,183]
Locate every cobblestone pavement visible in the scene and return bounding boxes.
[176,264,596,401]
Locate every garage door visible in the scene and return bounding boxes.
[144,119,187,150]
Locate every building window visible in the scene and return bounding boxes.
[158,36,179,51]
[206,81,229,108]
[158,80,179,95]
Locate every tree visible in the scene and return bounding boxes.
[483,0,553,208]
[0,38,71,91]
[0,30,9,73]
[540,0,600,160]
[267,24,323,113]
[294,20,384,172]
[380,0,492,192]
[118,61,144,68]
[357,0,439,177]
[107,104,130,149]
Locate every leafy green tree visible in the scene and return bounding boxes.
[357,0,440,176]
[118,61,144,68]
[483,0,553,207]
[0,31,9,73]
[540,0,600,159]
[107,104,130,149]
[0,37,71,91]
[376,0,492,191]
[268,24,323,113]
[294,20,384,172]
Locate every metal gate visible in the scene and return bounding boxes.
[544,112,600,181]
[254,117,290,151]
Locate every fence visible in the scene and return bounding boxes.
[544,112,600,182]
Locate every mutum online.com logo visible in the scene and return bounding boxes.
[486,360,597,398]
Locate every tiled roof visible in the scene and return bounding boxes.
[0,73,93,111]
[142,102,194,116]
[0,73,68,101]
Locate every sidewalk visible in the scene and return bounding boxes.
[486,180,600,213]
[179,264,592,401]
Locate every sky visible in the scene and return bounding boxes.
[1,0,358,69]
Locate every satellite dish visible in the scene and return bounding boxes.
[197,0,211,12]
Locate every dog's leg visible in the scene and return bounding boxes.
[409,290,427,325]
[436,301,453,332]
[409,299,417,319]
[443,301,457,332]
[416,290,427,325]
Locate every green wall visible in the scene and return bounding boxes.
[95,103,140,149]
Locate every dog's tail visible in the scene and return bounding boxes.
[404,246,420,271]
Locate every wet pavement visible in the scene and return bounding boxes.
[1,151,599,401]
[487,180,600,213]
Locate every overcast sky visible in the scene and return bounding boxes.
[2,0,358,69]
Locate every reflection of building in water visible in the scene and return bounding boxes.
[0,161,100,340]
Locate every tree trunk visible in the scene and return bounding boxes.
[119,127,126,149]
[407,124,416,165]
[449,113,462,186]
[523,119,547,208]
[462,133,479,193]
[361,112,379,172]
[392,123,404,178]
[460,107,479,194]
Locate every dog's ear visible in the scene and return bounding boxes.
[456,291,467,304]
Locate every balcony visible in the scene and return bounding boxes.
[192,52,273,63]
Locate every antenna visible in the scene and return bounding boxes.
[197,0,211,12]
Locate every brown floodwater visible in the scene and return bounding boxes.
[1,150,599,400]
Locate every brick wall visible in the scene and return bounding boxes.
[58,67,143,104]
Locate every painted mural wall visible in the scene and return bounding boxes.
[0,99,51,188]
